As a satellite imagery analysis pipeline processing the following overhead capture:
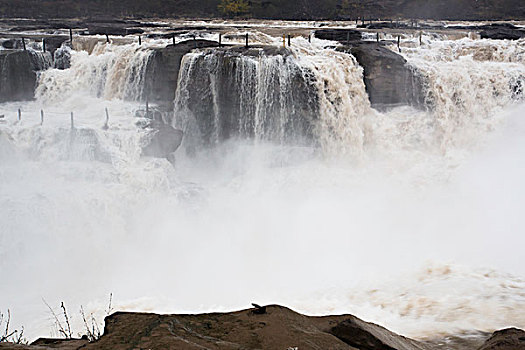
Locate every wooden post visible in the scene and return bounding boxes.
[219,33,222,47]
[40,110,44,125]
[42,39,46,52]
[69,28,73,43]
[70,112,74,129]
[376,32,379,42]
[287,34,291,47]
[146,100,149,118]
[419,31,422,46]
[104,107,109,129]
[138,35,142,45]
[21,38,26,51]
[172,34,175,46]
[397,35,401,52]
[18,108,21,121]
[308,34,311,43]
[282,34,285,47]
[245,33,249,48]
[355,18,358,25]
[106,34,109,43]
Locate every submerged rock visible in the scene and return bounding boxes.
[142,122,183,159]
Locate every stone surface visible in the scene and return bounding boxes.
[143,39,219,103]
[480,24,525,40]
[478,328,525,350]
[315,29,362,43]
[85,305,431,349]
[142,122,184,158]
[0,50,51,102]
[345,42,425,109]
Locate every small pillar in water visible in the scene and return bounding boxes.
[40,110,44,125]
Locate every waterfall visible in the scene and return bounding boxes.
[173,48,319,148]
[35,42,153,103]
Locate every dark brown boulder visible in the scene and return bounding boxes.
[478,328,525,350]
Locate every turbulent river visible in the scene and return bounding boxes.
[0,20,524,343]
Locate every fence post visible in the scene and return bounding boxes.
[22,38,26,51]
[146,100,149,118]
[282,34,285,48]
[106,34,109,43]
[138,35,142,45]
[219,33,222,47]
[172,34,175,46]
[376,32,379,42]
[70,112,74,129]
[397,35,401,52]
[18,108,21,121]
[419,31,422,46]
[42,39,46,52]
[69,28,73,44]
[308,34,311,43]
[104,107,109,129]
[287,34,291,47]
[40,109,44,125]
[245,33,249,48]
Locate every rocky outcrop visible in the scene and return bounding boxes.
[0,50,51,102]
[478,328,525,350]
[1,307,524,349]
[315,29,362,43]
[480,23,525,40]
[143,39,219,103]
[142,122,184,159]
[81,305,433,349]
[344,42,425,110]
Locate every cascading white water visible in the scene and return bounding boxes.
[36,42,153,103]
[1,29,525,344]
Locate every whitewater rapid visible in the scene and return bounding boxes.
[0,29,524,343]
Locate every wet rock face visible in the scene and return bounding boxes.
[347,43,425,110]
[478,328,525,350]
[143,39,220,103]
[173,46,319,147]
[0,50,51,102]
[142,122,184,159]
